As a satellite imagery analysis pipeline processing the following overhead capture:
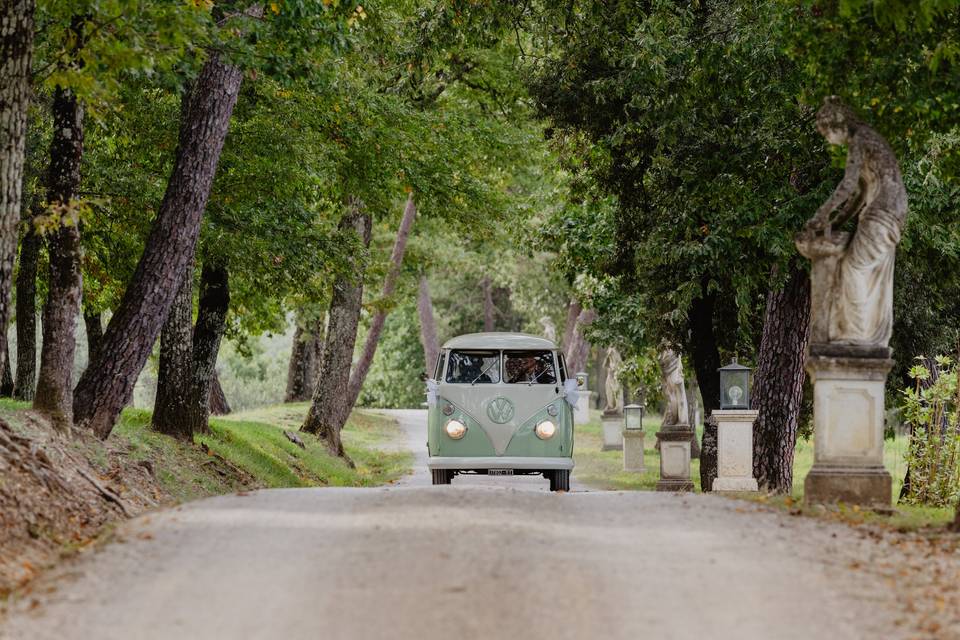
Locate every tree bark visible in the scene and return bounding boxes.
[686,280,722,492]
[152,267,194,439]
[13,212,39,400]
[0,350,11,396]
[481,276,495,332]
[208,370,230,415]
[83,311,103,364]
[565,308,596,375]
[301,204,371,463]
[33,82,84,434]
[285,321,316,402]
[72,37,256,439]
[561,300,582,355]
[751,263,811,493]
[343,195,416,413]
[0,0,35,402]
[185,263,229,434]
[417,275,439,375]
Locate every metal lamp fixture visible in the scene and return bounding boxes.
[718,358,751,410]
[624,403,645,430]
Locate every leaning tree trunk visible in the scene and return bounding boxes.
[481,276,495,332]
[72,40,255,439]
[686,280,722,492]
[417,275,439,375]
[208,371,230,415]
[565,308,596,375]
[152,267,194,439]
[13,218,38,400]
[185,263,229,434]
[343,195,417,415]
[301,205,371,463]
[83,311,103,364]
[33,83,84,434]
[751,263,811,493]
[561,300,581,355]
[0,0,35,402]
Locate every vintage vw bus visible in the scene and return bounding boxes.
[426,332,576,491]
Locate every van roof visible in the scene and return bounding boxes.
[442,332,558,350]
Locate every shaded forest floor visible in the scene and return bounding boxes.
[0,399,410,599]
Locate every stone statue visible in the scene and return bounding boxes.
[539,315,557,343]
[658,348,689,427]
[795,96,908,348]
[602,347,623,415]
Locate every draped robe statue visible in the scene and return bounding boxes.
[539,316,557,343]
[658,348,689,427]
[796,96,908,348]
[602,347,623,415]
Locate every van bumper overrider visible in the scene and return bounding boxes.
[428,456,574,471]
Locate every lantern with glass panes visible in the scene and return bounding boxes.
[624,404,645,430]
[718,359,751,409]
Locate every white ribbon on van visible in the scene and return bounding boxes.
[562,377,580,409]
[425,378,439,406]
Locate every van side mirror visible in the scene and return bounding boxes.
[419,371,429,382]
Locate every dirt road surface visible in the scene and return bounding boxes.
[1,410,913,639]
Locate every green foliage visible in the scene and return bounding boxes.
[900,357,960,507]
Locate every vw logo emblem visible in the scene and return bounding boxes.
[487,397,515,424]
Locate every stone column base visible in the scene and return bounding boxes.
[656,426,693,492]
[574,391,592,425]
[713,477,759,492]
[804,464,891,507]
[601,413,623,451]
[622,429,645,472]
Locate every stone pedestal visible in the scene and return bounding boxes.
[656,425,694,492]
[574,390,592,425]
[803,345,893,507]
[622,429,646,472]
[712,409,759,492]
[601,411,623,451]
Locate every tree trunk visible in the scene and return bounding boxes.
[344,195,417,413]
[417,275,439,375]
[33,83,84,434]
[152,267,193,439]
[186,263,229,434]
[208,371,230,415]
[0,351,11,396]
[481,276,495,332]
[951,503,959,533]
[686,280,722,492]
[301,204,371,464]
[83,311,103,364]
[72,40,255,439]
[0,0,34,404]
[565,308,596,375]
[561,300,582,355]
[13,216,38,400]
[285,322,314,402]
[751,263,811,493]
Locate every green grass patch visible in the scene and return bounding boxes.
[204,405,412,488]
[573,410,702,491]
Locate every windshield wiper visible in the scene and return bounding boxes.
[470,360,498,385]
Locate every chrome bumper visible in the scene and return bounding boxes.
[428,456,574,471]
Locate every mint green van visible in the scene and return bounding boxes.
[426,332,576,491]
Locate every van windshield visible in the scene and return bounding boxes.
[504,350,557,384]
[445,350,500,384]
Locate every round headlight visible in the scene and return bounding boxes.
[445,419,467,440]
[535,420,557,440]
[546,404,558,417]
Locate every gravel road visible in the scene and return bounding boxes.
[1,410,918,639]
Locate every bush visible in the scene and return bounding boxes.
[900,356,960,507]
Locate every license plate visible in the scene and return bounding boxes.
[488,469,513,476]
